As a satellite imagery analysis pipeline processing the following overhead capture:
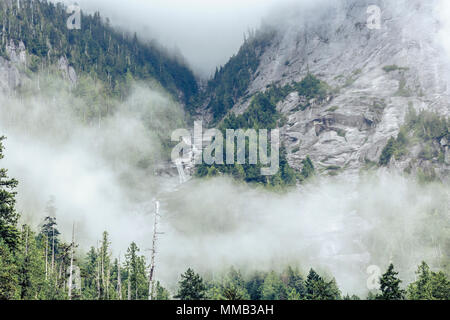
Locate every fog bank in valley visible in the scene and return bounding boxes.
[1,0,449,296]
[0,74,447,295]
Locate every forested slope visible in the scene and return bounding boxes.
[0,0,198,103]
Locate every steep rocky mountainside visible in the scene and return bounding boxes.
[0,0,197,102]
[197,0,450,182]
[1,0,448,183]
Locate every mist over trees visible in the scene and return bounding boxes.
[0,0,198,103]
[0,0,449,302]
[1,136,449,300]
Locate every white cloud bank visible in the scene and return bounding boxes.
[53,0,300,77]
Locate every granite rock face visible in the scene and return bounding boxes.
[0,41,78,93]
[0,56,21,93]
[225,0,449,180]
[0,40,26,93]
[58,56,78,86]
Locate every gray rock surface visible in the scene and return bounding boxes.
[227,0,449,180]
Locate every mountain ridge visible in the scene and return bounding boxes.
[193,0,450,183]
[1,0,448,183]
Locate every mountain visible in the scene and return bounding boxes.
[0,0,449,302]
[194,0,449,183]
[0,0,198,103]
[1,0,448,185]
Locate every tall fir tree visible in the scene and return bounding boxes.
[377,264,405,300]
[175,268,206,300]
[0,136,19,249]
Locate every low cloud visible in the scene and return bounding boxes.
[53,0,302,77]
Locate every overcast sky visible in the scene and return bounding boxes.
[54,0,450,78]
[55,0,297,77]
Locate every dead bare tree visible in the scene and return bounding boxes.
[117,256,122,300]
[51,225,55,273]
[44,234,48,280]
[127,267,131,300]
[148,200,163,300]
[68,223,75,300]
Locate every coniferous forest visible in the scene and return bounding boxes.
[0,0,449,303]
[1,135,449,300]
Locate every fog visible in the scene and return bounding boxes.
[0,73,447,296]
[0,73,185,251]
[52,0,450,78]
[437,0,450,61]
[52,0,299,77]
[0,0,449,296]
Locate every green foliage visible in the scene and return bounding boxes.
[305,269,341,300]
[0,0,197,103]
[383,65,409,73]
[343,294,361,300]
[206,267,250,300]
[293,74,328,101]
[17,226,48,300]
[379,107,449,174]
[407,262,450,300]
[195,75,328,188]
[125,242,148,300]
[198,29,276,120]
[175,268,207,300]
[154,281,171,300]
[196,113,291,187]
[376,264,405,300]
[405,107,449,142]
[261,271,288,300]
[326,106,339,113]
[0,239,19,299]
[80,246,100,299]
[0,136,20,249]
[245,272,266,300]
[379,137,398,166]
[301,156,315,180]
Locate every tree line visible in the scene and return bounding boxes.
[0,0,198,103]
[1,136,449,300]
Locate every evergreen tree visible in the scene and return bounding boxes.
[379,137,397,166]
[407,261,433,300]
[175,268,206,300]
[261,271,288,300]
[407,261,450,300]
[301,156,315,180]
[0,0,198,104]
[0,238,19,299]
[305,269,341,300]
[154,281,170,300]
[80,246,100,299]
[429,271,450,300]
[17,225,46,300]
[220,267,250,300]
[245,271,266,300]
[284,266,306,298]
[99,231,112,299]
[287,288,301,300]
[124,242,147,300]
[376,264,405,300]
[0,136,19,249]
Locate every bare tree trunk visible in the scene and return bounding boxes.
[148,201,161,300]
[127,267,131,300]
[45,235,48,280]
[117,257,122,300]
[96,241,101,299]
[106,265,110,300]
[101,245,104,296]
[51,225,55,273]
[68,223,75,300]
